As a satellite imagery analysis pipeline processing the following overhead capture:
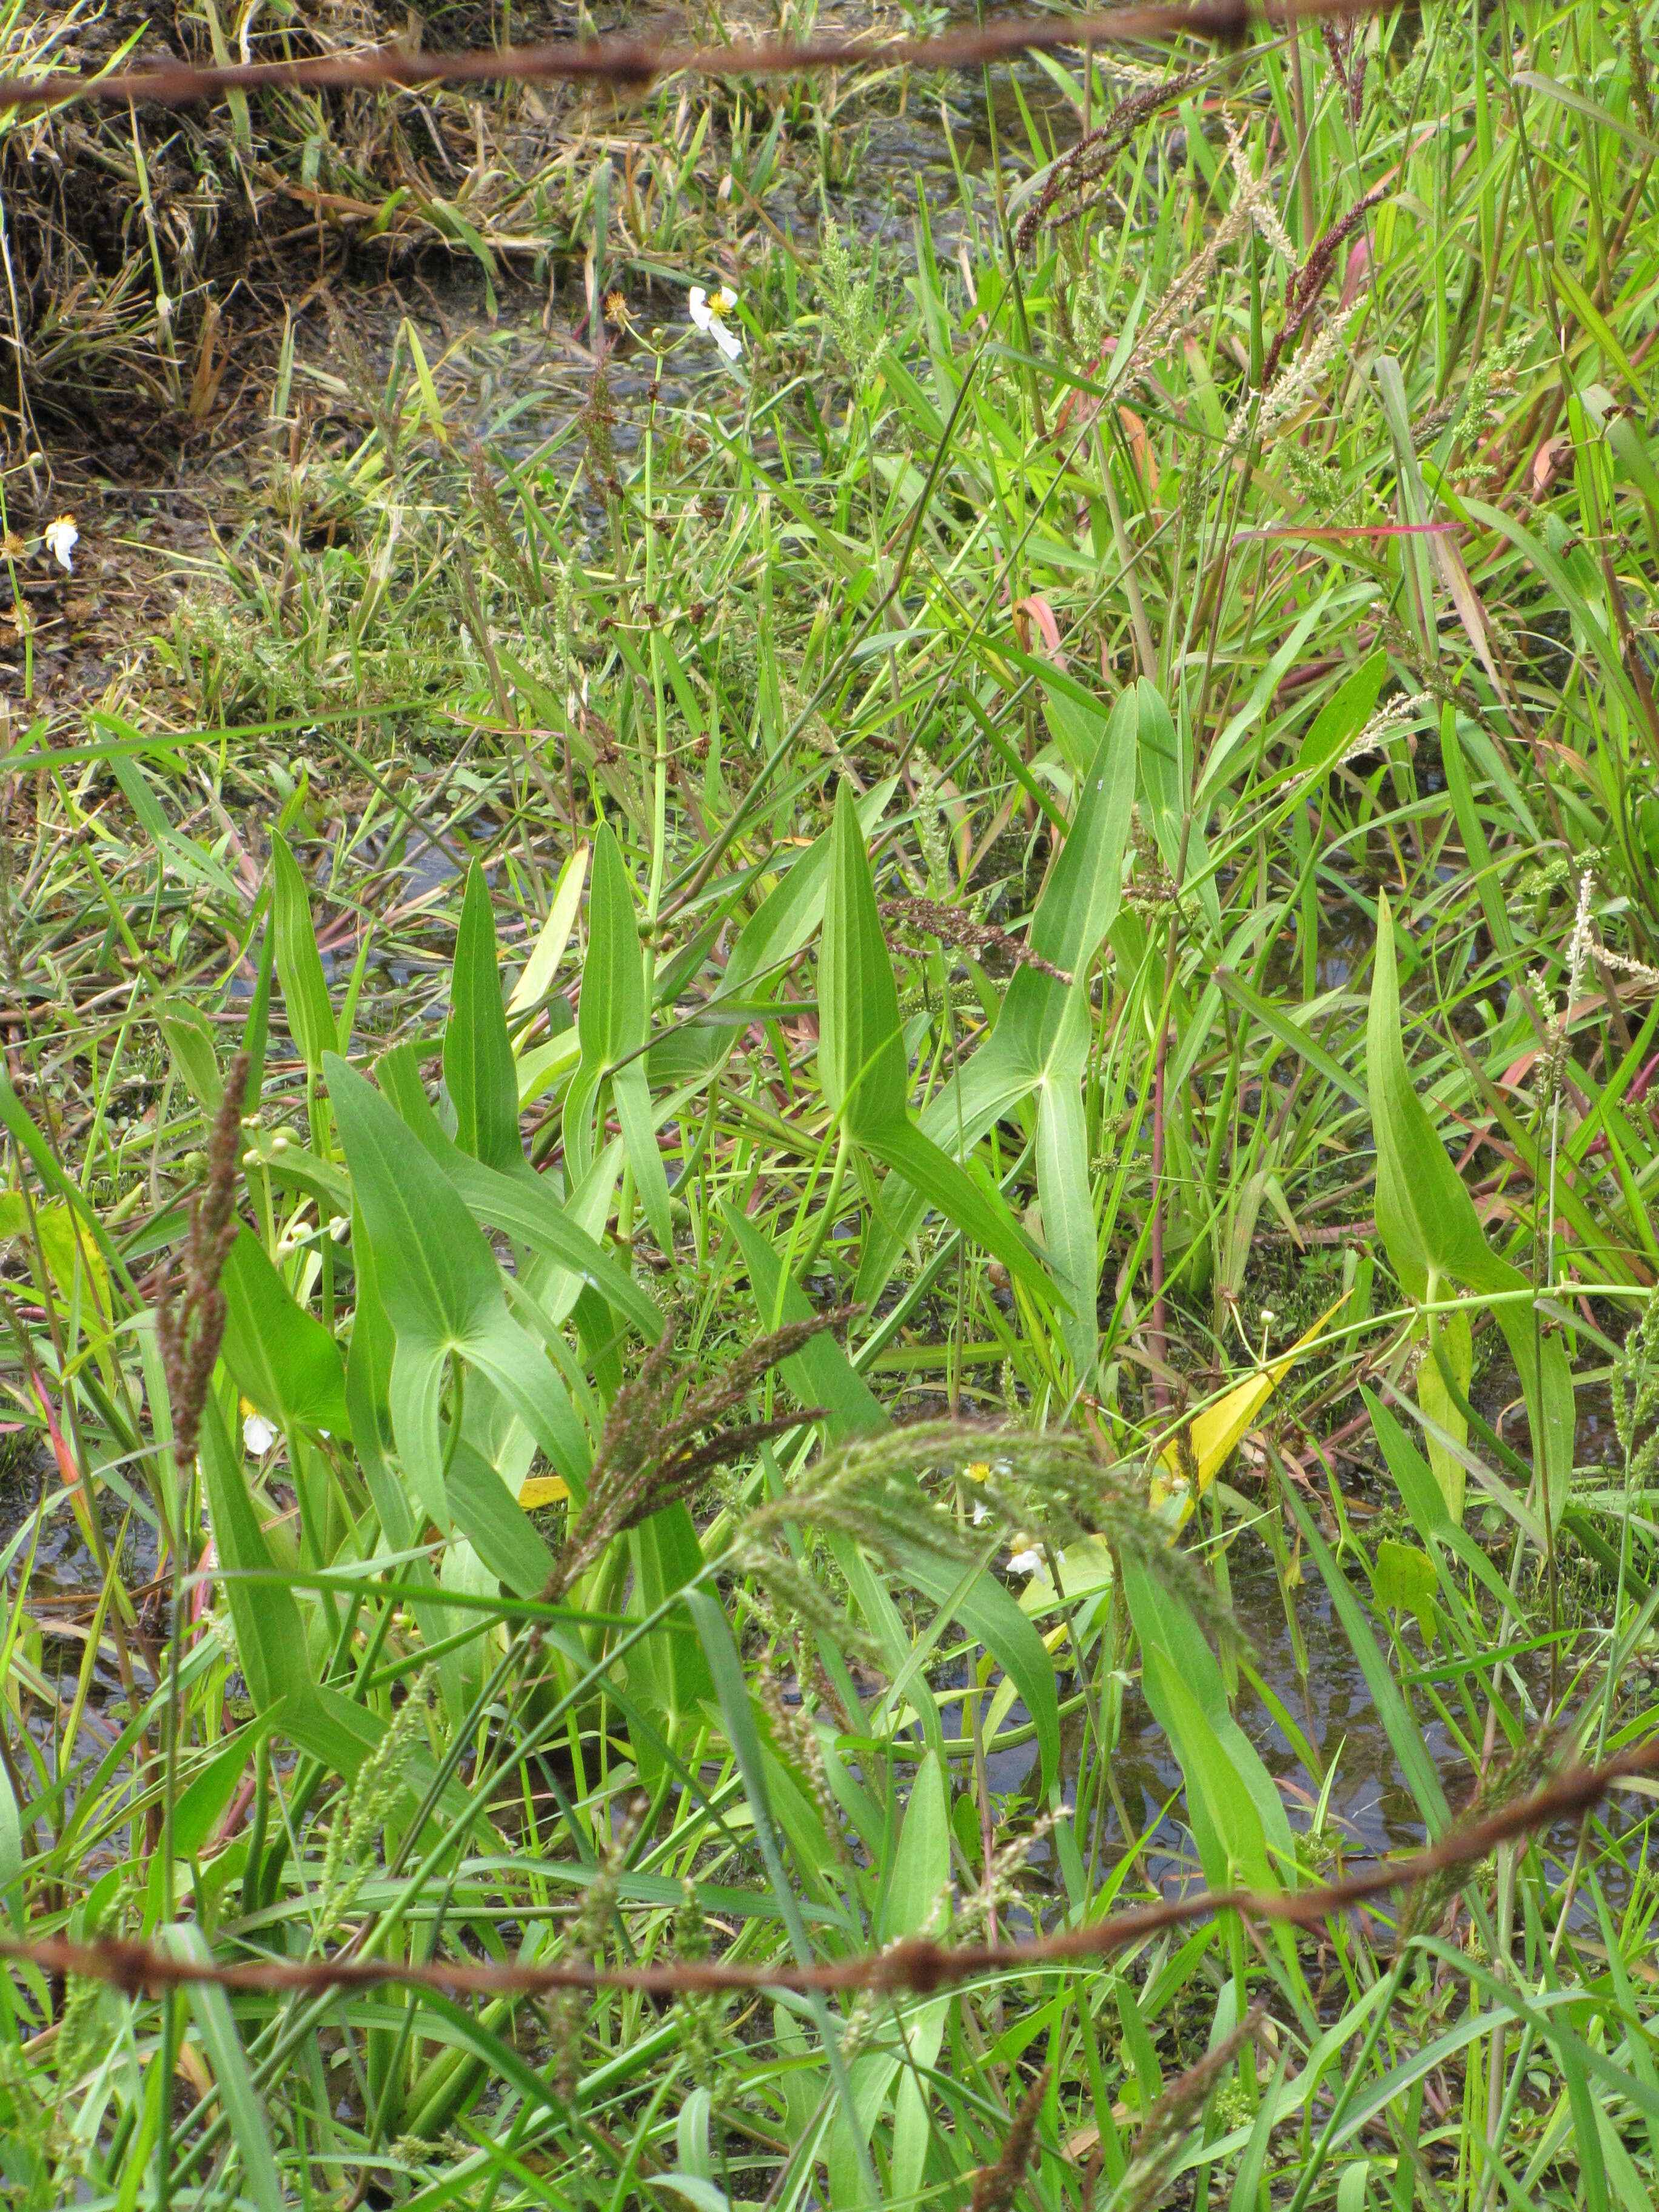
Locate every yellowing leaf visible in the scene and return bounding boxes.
[1151,1300,1342,1529]
[1018,1532,1117,1616]
[1375,1538,1438,1640]
[518,1473,570,1510]
[1417,1301,1472,1523]
[0,1193,110,1323]
[508,845,588,1027]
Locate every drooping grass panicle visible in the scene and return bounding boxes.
[549,1789,651,2099]
[1249,304,1356,444]
[1259,182,1386,388]
[318,1670,434,1939]
[1227,121,1297,272]
[670,1878,726,2090]
[1129,193,1252,375]
[543,1309,850,1600]
[1614,1295,1659,1486]
[882,894,1073,984]
[1336,691,1430,769]
[1014,69,1208,253]
[744,1418,1241,1649]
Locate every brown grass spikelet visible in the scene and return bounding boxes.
[1015,73,1207,253]
[580,363,621,498]
[1321,18,1368,121]
[971,2063,1051,2211]
[1625,0,1655,135]
[466,440,535,600]
[1259,184,1386,388]
[156,1052,250,1468]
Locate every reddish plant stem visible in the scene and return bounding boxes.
[12,1735,1657,2003]
[0,0,1399,115]
[1148,816,1193,1412]
[1150,1021,1171,1410]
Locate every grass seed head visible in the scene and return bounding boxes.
[156,1051,250,1469]
[971,2063,1051,2212]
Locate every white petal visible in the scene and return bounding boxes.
[971,1501,988,1526]
[1007,1547,1042,1577]
[711,317,743,361]
[44,518,78,572]
[243,1413,277,1456]
[688,286,712,332]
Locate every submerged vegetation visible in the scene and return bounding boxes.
[3,0,1659,2206]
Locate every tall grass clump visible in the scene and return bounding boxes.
[1,4,1658,2208]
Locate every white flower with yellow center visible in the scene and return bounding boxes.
[43,515,78,572]
[240,1400,277,1456]
[688,283,742,362]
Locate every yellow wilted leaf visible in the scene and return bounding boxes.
[518,1474,571,1510]
[1151,1299,1342,1529]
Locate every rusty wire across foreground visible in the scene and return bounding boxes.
[5,1737,1654,2005]
[1,0,1394,115]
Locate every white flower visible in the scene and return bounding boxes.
[688,284,742,362]
[1007,1546,1043,1577]
[243,1412,277,1456]
[43,516,77,572]
[971,1500,989,1526]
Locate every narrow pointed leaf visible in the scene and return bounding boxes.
[271,833,337,1078]
[447,860,522,1172]
[819,780,908,1134]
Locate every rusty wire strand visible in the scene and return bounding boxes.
[5,1735,1652,2003]
[1,0,1393,115]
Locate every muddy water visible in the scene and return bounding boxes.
[943,1385,1646,1898]
[941,1533,1484,1882]
[333,1,1068,468]
[0,1453,162,1786]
